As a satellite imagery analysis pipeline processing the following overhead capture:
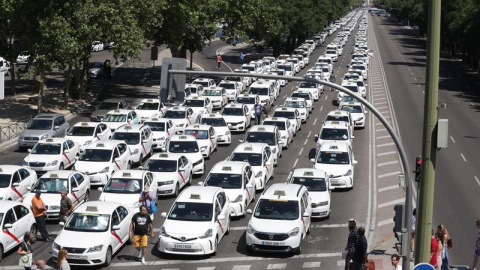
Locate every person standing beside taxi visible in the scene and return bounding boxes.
[31,190,50,241]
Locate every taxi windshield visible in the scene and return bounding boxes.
[112,132,140,145]
[340,105,362,114]
[273,111,295,119]
[136,102,159,110]
[31,143,61,155]
[326,115,349,123]
[194,81,209,87]
[243,66,255,72]
[284,101,305,108]
[201,118,226,127]
[104,178,142,193]
[186,87,198,94]
[219,83,235,89]
[26,119,52,130]
[317,151,350,164]
[221,108,243,116]
[203,90,221,96]
[31,177,68,193]
[300,82,316,88]
[248,88,268,96]
[291,93,311,100]
[168,202,212,221]
[230,153,262,166]
[204,173,242,189]
[236,97,256,104]
[254,199,299,220]
[292,177,327,191]
[320,128,349,140]
[263,121,286,130]
[278,65,292,72]
[342,96,360,103]
[184,130,208,139]
[144,122,165,132]
[65,213,110,232]
[144,160,176,172]
[169,141,199,153]
[67,126,95,137]
[0,174,11,188]
[225,76,241,82]
[184,99,205,107]
[164,110,186,119]
[97,102,118,110]
[103,114,126,122]
[245,132,275,146]
[79,149,112,162]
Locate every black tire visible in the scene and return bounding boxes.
[294,239,303,255]
[104,246,112,266]
[84,190,90,202]
[188,173,193,186]
[225,218,231,235]
[126,228,133,245]
[127,161,132,170]
[0,245,3,263]
[212,237,219,256]
[174,183,179,197]
[59,163,64,170]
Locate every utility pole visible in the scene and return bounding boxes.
[414,0,441,264]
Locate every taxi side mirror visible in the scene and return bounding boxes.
[27,149,32,153]
[26,186,31,191]
[72,188,79,192]
[265,162,272,166]
[58,222,65,227]
[112,225,121,231]
[197,181,203,186]
[97,187,103,191]
[303,212,311,218]
[4,223,13,229]
[12,182,19,187]
[246,183,253,189]
[238,139,243,143]
[352,160,358,165]
[54,126,60,130]
[217,215,226,221]
[246,209,253,214]
[161,212,167,218]
[310,158,315,163]
[351,135,355,139]
[329,185,335,190]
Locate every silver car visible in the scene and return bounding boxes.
[18,114,70,150]
[90,98,130,122]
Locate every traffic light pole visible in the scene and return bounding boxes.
[415,0,441,264]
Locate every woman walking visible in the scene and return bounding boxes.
[56,249,70,270]
[435,232,444,270]
[17,232,34,270]
[263,100,272,119]
[437,225,450,270]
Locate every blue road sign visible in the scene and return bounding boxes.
[413,263,435,270]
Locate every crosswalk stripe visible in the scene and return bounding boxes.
[302,262,321,268]
[232,265,251,270]
[197,267,216,270]
[267,264,287,269]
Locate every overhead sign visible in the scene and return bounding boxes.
[412,263,435,270]
[160,58,186,103]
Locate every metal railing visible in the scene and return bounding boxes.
[0,121,28,143]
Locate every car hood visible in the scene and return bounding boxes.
[136,110,160,119]
[169,119,189,126]
[349,113,364,120]
[65,136,94,145]
[150,172,178,181]
[314,163,350,177]
[152,131,169,139]
[207,96,222,101]
[24,154,59,163]
[309,190,330,203]
[99,192,139,207]
[249,218,298,234]
[223,189,243,202]
[75,161,111,174]
[91,110,110,118]
[22,130,50,137]
[0,188,12,198]
[55,230,110,249]
[212,126,230,135]
[222,116,245,123]
[163,220,213,237]
[89,68,101,73]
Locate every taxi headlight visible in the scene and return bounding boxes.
[160,226,170,237]
[40,134,48,140]
[201,146,208,151]
[358,117,364,121]
[246,224,256,234]
[301,112,306,115]
[344,169,352,176]
[255,171,263,178]
[133,202,142,207]
[53,242,61,251]
[83,140,92,146]
[312,201,329,208]
[225,131,231,135]
[87,245,103,253]
[288,227,300,237]
[19,134,24,139]
[159,137,165,141]
[198,228,213,239]
[272,148,277,154]
[232,194,243,203]
[46,160,58,166]
[132,149,139,155]
[178,123,185,127]
[99,166,109,173]
[164,180,174,185]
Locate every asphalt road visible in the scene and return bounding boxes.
[0,13,410,270]
[372,16,480,266]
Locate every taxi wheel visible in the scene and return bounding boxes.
[225,218,231,235]
[294,238,303,255]
[104,246,112,266]
[59,163,64,170]
[212,237,219,256]
[188,173,193,185]
[30,225,38,243]
[174,183,180,197]
[127,161,132,170]
[84,190,90,202]
[0,245,3,263]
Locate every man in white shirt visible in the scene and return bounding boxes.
[391,254,402,270]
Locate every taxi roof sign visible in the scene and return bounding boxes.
[50,173,59,178]
[81,122,89,126]
[329,145,339,150]
[179,136,187,139]
[0,168,2,172]
[114,109,120,113]
[86,206,99,212]
[159,153,169,158]
[243,146,253,151]
[147,99,153,102]
[303,171,314,176]
[96,143,105,147]
[222,167,232,171]
[151,118,159,121]
[273,190,286,197]
[122,172,132,177]
[190,194,201,200]
[46,138,54,142]
[257,127,265,131]
[272,117,278,120]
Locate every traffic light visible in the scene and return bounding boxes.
[393,204,403,235]
[415,156,422,182]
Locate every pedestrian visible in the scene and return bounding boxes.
[411,208,417,253]
[102,60,108,77]
[56,249,70,270]
[352,226,368,270]
[435,231,444,270]
[344,218,359,270]
[471,219,480,270]
[35,259,46,270]
[253,99,263,125]
[17,232,34,270]
[437,225,450,270]
[263,99,272,118]
[240,52,244,63]
[139,186,156,221]
[216,53,222,70]
[130,205,154,265]
[430,230,439,268]
[59,191,74,223]
[391,254,402,270]
[31,190,50,241]
[106,59,112,79]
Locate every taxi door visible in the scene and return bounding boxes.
[13,205,32,240]
[10,171,24,201]
[141,128,153,157]
[300,191,312,235]
[96,124,110,141]
[2,208,19,251]
[243,166,255,204]
[263,147,274,181]
[208,127,218,152]
[180,156,192,184]
[62,141,75,169]
[243,105,251,127]
[177,157,189,188]
[214,192,229,239]
[205,98,213,114]
[186,108,194,126]
[69,174,82,205]
[110,210,125,252]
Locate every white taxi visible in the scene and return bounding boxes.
[270,69,287,86]
[310,141,357,189]
[272,107,301,133]
[284,97,308,123]
[0,166,37,202]
[218,81,241,101]
[66,122,112,152]
[234,68,252,86]
[200,114,231,145]
[184,124,218,159]
[162,106,199,133]
[102,109,140,132]
[111,124,153,166]
[158,186,231,255]
[74,141,131,186]
[143,118,178,151]
[52,202,134,266]
[23,138,80,174]
[192,78,216,88]
[289,169,333,218]
[221,103,251,132]
[183,96,213,116]
[297,81,321,100]
[325,110,354,136]
[185,83,204,98]
[134,99,167,122]
[248,81,274,105]
[242,125,283,166]
[339,101,367,129]
[337,81,360,105]
[99,170,157,210]
[315,120,354,153]
[0,201,36,261]
[235,94,259,119]
[24,170,91,220]
[290,91,314,113]
[262,117,294,149]
[167,135,205,176]
[228,143,274,191]
[144,153,192,197]
[224,75,246,92]
[202,161,255,217]
[202,87,228,109]
[245,183,311,254]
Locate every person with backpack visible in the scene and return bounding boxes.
[139,186,157,220]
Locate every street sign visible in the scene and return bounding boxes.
[412,263,435,270]
[160,58,186,103]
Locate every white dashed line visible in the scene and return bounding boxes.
[450,136,455,143]
[378,198,404,208]
[325,96,328,100]
[302,262,322,268]
[461,153,467,162]
[313,118,318,125]
[377,160,399,167]
[378,185,399,192]
[377,151,396,156]
[475,176,480,186]
[267,263,287,269]
[307,131,312,138]
[320,106,323,111]
[303,139,308,145]
[293,158,298,168]
[378,218,394,227]
[283,95,287,99]
[377,142,395,148]
[378,171,402,179]
[376,135,391,139]
[299,148,304,156]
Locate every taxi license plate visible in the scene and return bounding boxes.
[262,241,285,246]
[174,244,192,249]
[67,254,87,260]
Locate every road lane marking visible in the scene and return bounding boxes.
[461,153,467,162]
[267,264,286,269]
[299,148,304,156]
[450,136,455,143]
[378,198,404,209]
[375,101,388,105]
[302,262,321,268]
[320,106,323,111]
[325,96,328,100]
[377,160,399,167]
[378,185,399,192]
[376,135,391,140]
[303,139,308,145]
[378,218,394,227]
[377,151,396,156]
[377,142,395,147]
[475,176,480,186]
[232,266,250,270]
[198,268,215,270]
[293,158,298,168]
[378,171,401,179]
[313,118,318,125]
[307,131,312,138]
[376,128,387,132]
